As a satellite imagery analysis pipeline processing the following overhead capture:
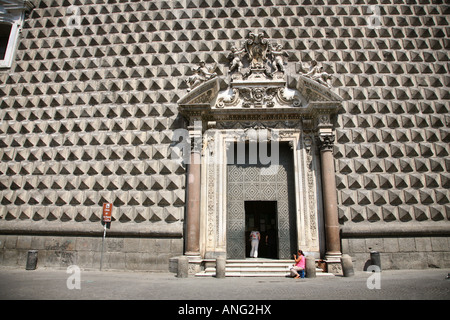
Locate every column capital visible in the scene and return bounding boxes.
[190,135,203,154]
[317,132,335,151]
[187,119,203,154]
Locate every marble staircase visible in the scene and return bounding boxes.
[195,258,334,277]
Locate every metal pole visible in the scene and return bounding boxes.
[100,224,106,271]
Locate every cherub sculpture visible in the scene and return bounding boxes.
[228,45,245,73]
[186,61,217,91]
[299,60,332,87]
[270,44,288,73]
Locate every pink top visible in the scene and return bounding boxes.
[295,255,305,269]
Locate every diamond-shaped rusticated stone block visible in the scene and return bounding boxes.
[346,174,362,189]
[0,200,186,225]
[337,159,353,174]
[340,190,356,206]
[338,186,448,213]
[429,205,446,222]
[353,159,369,173]
[349,205,366,223]
[365,205,381,222]
[381,206,398,222]
[339,204,384,224]
[148,206,183,224]
[338,206,348,224]
[1,0,450,238]
[335,174,346,189]
[114,206,181,224]
[413,205,430,222]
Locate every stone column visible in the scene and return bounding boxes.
[185,130,202,256]
[318,132,342,268]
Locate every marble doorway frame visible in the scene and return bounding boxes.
[178,74,344,273]
[200,126,325,261]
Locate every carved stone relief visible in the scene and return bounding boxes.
[186,61,218,92]
[178,33,343,261]
[297,60,332,88]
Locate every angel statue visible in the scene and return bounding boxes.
[228,45,245,73]
[270,44,288,73]
[311,66,332,87]
[186,61,217,92]
[299,60,332,87]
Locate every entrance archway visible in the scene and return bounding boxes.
[245,201,278,259]
[226,141,296,260]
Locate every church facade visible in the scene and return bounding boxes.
[0,0,449,273]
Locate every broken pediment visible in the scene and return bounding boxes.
[178,33,343,125]
[178,77,220,108]
[214,73,343,111]
[287,74,344,105]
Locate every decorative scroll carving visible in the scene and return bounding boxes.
[217,86,302,109]
[240,87,277,108]
[318,115,331,126]
[277,88,302,107]
[207,163,216,247]
[303,133,318,240]
[217,120,301,130]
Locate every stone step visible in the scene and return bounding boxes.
[195,258,335,277]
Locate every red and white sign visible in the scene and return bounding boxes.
[102,203,113,223]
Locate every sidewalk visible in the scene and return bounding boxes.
[0,266,449,301]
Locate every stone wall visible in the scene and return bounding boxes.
[0,0,449,270]
[0,234,183,270]
[342,236,450,270]
[0,0,187,270]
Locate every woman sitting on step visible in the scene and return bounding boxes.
[290,250,306,279]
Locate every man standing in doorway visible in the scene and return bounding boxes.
[249,230,261,258]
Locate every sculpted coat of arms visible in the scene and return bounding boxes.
[228,32,288,80]
[183,33,333,108]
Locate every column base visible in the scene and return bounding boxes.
[185,254,203,274]
[325,254,343,275]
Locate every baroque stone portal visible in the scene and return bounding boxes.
[178,33,343,269]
